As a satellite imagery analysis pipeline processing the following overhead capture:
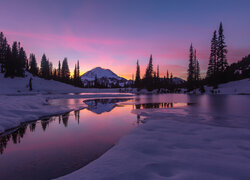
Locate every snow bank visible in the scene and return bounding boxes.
[0,95,82,133]
[217,78,250,94]
[58,108,250,180]
[188,78,250,95]
[0,72,122,95]
[0,72,132,133]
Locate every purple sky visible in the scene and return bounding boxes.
[1,0,250,79]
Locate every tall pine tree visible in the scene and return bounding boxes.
[145,54,153,79]
[58,60,61,79]
[61,58,70,81]
[17,46,26,77]
[29,53,38,75]
[217,22,228,72]
[40,54,49,79]
[135,60,141,88]
[144,54,154,90]
[207,30,217,78]
[194,49,200,81]
[0,32,8,73]
[187,44,195,82]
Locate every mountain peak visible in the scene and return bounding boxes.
[81,67,123,81]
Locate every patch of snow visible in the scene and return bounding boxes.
[0,72,132,133]
[58,107,250,180]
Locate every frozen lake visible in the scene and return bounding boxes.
[0,94,250,179]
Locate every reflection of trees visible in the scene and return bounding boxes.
[41,121,49,131]
[0,134,11,154]
[74,110,80,124]
[58,115,62,124]
[29,123,36,132]
[134,102,174,109]
[11,124,28,144]
[62,113,70,127]
[41,117,50,131]
[0,109,83,155]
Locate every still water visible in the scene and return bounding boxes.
[0,94,250,179]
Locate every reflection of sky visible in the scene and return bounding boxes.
[1,0,250,79]
[0,105,137,179]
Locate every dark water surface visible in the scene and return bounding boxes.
[0,94,250,179]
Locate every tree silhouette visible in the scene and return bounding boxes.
[217,22,228,72]
[61,58,70,81]
[40,54,50,79]
[29,53,38,75]
[0,32,8,73]
[187,44,195,82]
[135,60,141,88]
[207,30,217,78]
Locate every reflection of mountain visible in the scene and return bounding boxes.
[84,98,130,114]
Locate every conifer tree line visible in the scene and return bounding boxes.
[188,22,250,89]
[0,32,27,77]
[0,32,82,87]
[134,55,177,91]
[186,22,229,90]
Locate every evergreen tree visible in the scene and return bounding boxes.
[187,44,195,82]
[135,60,141,88]
[145,54,153,79]
[40,54,49,79]
[74,64,76,80]
[217,22,228,72]
[76,60,80,78]
[53,69,57,79]
[194,49,197,80]
[0,32,8,73]
[94,75,99,87]
[61,58,70,81]
[194,49,200,81]
[58,60,61,79]
[29,53,38,75]
[167,70,169,79]
[17,46,26,77]
[144,54,154,90]
[4,45,12,77]
[157,65,159,78]
[196,60,200,81]
[49,62,53,78]
[207,30,217,78]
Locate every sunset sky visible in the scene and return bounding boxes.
[1,0,250,79]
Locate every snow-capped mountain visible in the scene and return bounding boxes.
[172,77,185,84]
[81,67,131,88]
[81,67,122,81]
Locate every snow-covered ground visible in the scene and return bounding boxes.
[1,73,250,179]
[215,78,250,94]
[0,72,131,133]
[189,78,250,95]
[58,106,250,180]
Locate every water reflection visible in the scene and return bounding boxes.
[0,111,80,155]
[133,102,190,109]
[84,98,132,114]
[0,102,138,180]
[1,94,249,179]
[0,99,190,155]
